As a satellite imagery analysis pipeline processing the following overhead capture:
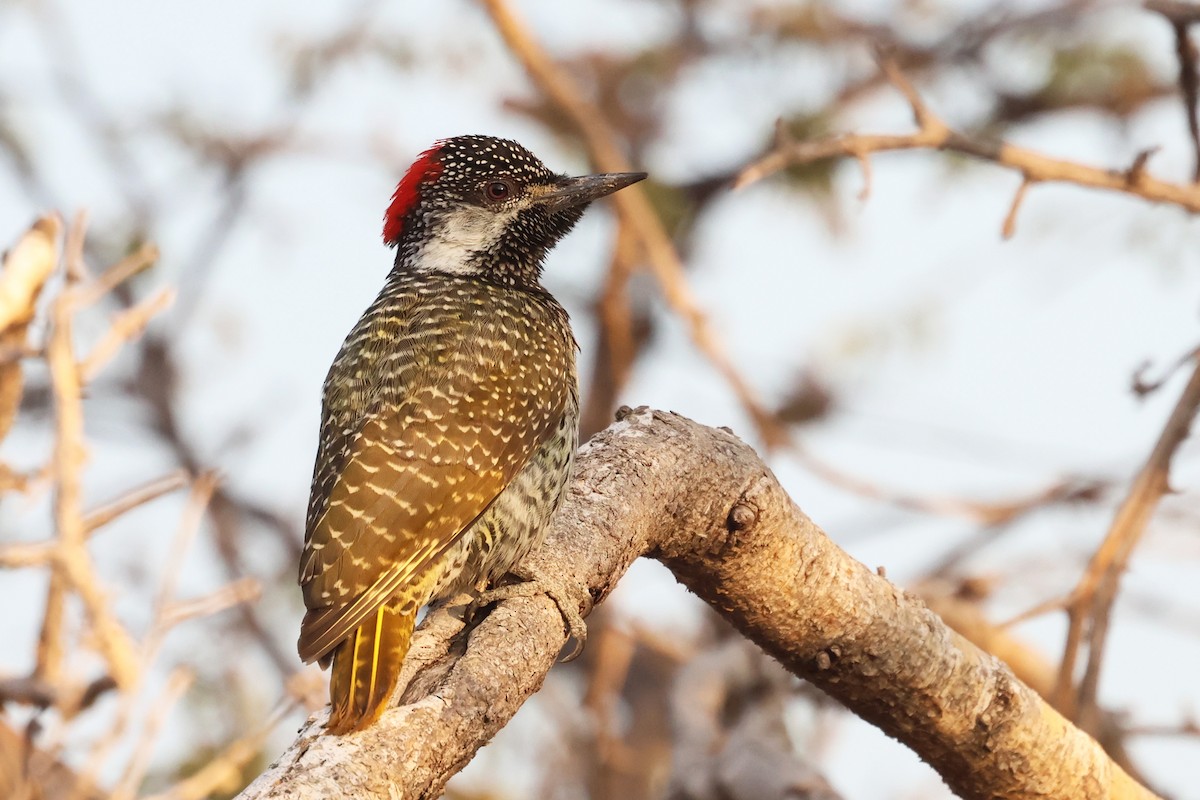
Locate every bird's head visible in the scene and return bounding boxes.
[383,135,646,286]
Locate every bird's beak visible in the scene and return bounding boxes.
[535,171,647,214]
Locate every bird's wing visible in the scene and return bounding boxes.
[297,313,572,664]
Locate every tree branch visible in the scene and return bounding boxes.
[737,53,1200,222]
[237,409,1157,800]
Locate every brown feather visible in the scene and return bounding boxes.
[325,599,417,733]
[299,262,578,735]
[297,362,567,662]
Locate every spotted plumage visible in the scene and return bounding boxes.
[299,135,646,733]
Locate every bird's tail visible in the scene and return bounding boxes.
[326,601,416,734]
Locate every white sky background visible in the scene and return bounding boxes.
[2,0,1200,797]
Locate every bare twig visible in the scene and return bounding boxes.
[1132,344,1200,395]
[789,444,1089,525]
[5,674,120,722]
[148,475,220,641]
[852,147,873,201]
[36,225,142,694]
[158,577,262,629]
[0,471,190,567]
[1057,356,1200,730]
[0,676,57,708]
[1002,176,1036,239]
[1173,23,1199,182]
[736,53,1200,215]
[1126,719,1200,738]
[79,286,175,382]
[999,592,1077,630]
[70,242,159,310]
[82,469,190,533]
[62,210,89,283]
[0,541,57,568]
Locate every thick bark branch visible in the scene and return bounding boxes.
[236,409,1156,800]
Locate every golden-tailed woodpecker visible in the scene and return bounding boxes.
[298,135,646,734]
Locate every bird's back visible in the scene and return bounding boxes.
[297,270,577,732]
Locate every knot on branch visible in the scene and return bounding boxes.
[615,404,647,422]
[814,646,841,671]
[977,671,1019,734]
[727,502,758,533]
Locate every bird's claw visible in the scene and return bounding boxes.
[469,566,590,662]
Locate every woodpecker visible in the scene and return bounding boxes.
[297,134,646,734]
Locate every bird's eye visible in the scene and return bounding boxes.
[485,181,512,201]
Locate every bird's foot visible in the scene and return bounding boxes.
[468,565,591,662]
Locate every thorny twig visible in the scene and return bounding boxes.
[737,51,1200,223]
[1055,355,1200,730]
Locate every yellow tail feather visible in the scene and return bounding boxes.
[326,602,416,734]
